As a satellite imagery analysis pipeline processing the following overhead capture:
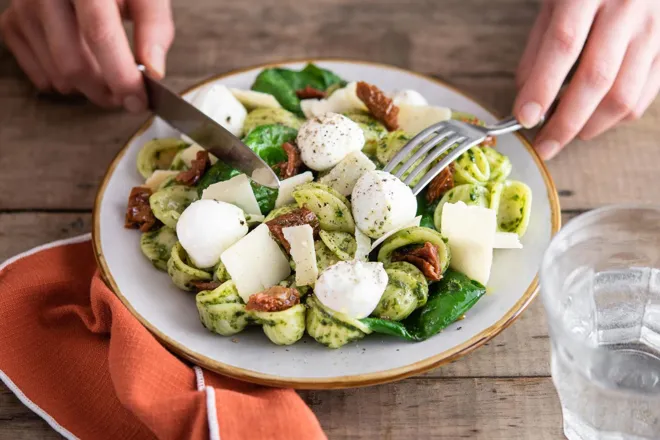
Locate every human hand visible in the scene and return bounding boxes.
[0,0,174,112]
[514,0,660,160]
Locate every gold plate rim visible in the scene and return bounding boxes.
[92,58,562,389]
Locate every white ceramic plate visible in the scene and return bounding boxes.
[94,60,560,389]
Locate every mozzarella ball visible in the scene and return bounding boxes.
[297,112,365,171]
[390,89,428,106]
[315,260,388,319]
[352,170,417,239]
[176,200,248,268]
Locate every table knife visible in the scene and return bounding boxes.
[138,65,280,189]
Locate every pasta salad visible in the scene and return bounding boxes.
[124,64,532,348]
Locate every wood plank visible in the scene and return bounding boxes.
[0,377,561,440]
[0,387,62,440]
[427,301,550,378]
[0,213,92,262]
[300,377,563,440]
[546,104,660,210]
[165,0,538,78]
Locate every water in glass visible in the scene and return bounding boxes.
[541,205,660,439]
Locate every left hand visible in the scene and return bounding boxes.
[514,0,660,160]
[0,0,174,112]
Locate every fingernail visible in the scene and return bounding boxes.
[519,102,543,129]
[150,45,166,77]
[123,95,145,113]
[536,139,560,160]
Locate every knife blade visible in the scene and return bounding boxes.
[138,65,280,189]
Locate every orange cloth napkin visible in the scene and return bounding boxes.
[0,235,326,440]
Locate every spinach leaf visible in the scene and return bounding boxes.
[251,183,277,214]
[403,270,486,340]
[251,63,346,114]
[361,270,486,341]
[195,124,298,215]
[196,161,277,215]
[252,69,300,115]
[416,192,439,230]
[242,124,298,167]
[359,318,419,341]
[300,64,346,90]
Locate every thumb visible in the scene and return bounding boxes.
[129,0,174,78]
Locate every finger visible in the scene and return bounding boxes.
[74,0,146,112]
[516,1,553,89]
[513,0,600,128]
[630,57,660,120]
[0,8,50,90]
[128,0,174,78]
[579,27,657,140]
[11,0,71,93]
[533,2,641,160]
[80,38,124,107]
[39,0,116,108]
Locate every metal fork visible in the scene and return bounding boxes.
[383,115,526,196]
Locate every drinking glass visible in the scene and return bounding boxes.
[540,204,660,439]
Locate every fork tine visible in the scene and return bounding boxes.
[402,134,465,186]
[411,138,483,195]
[382,121,449,173]
[392,129,454,179]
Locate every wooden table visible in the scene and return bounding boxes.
[1,0,658,438]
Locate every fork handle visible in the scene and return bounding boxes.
[483,116,523,136]
[482,103,556,136]
[484,83,567,136]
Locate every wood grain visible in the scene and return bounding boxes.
[0,213,91,260]
[301,377,563,440]
[0,388,61,440]
[1,0,659,437]
[0,377,562,440]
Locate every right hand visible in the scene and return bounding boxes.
[513,0,660,160]
[0,0,174,112]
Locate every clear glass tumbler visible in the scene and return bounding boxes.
[541,204,660,439]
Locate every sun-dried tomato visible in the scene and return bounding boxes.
[245,286,300,312]
[191,280,223,292]
[124,186,159,232]
[175,150,211,186]
[356,81,399,131]
[457,115,497,148]
[426,166,454,203]
[392,242,442,281]
[273,142,303,179]
[296,86,327,100]
[480,135,497,148]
